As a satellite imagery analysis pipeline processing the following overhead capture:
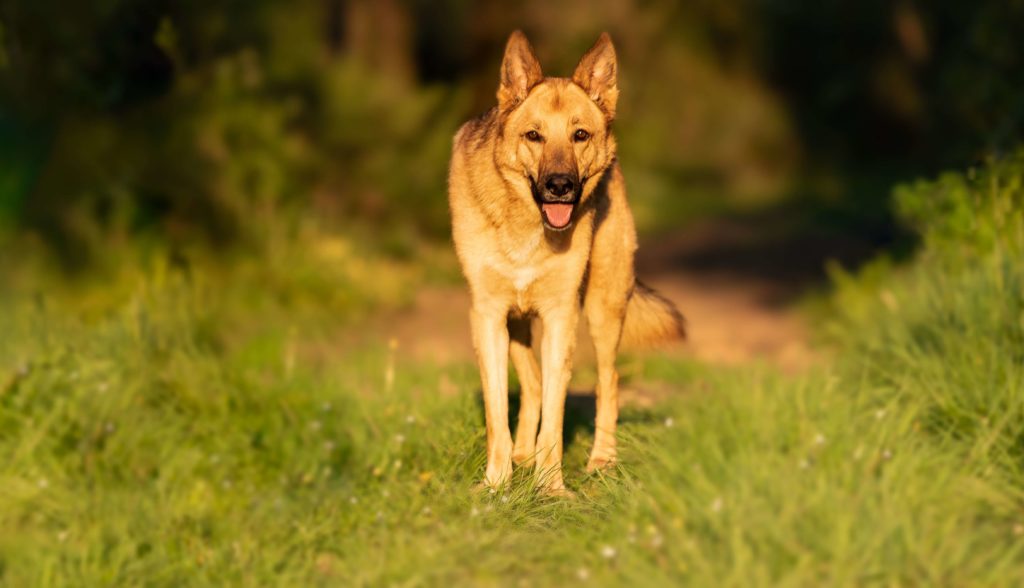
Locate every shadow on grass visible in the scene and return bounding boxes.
[470,388,661,457]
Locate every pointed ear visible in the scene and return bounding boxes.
[497,30,543,110]
[572,32,618,119]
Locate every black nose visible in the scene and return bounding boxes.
[544,174,575,198]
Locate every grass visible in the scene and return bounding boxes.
[2,155,1024,585]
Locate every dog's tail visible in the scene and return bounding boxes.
[620,280,686,348]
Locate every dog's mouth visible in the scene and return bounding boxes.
[540,202,574,230]
[531,177,580,231]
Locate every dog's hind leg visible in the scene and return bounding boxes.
[584,294,626,472]
[582,167,635,472]
[470,306,513,489]
[509,317,542,467]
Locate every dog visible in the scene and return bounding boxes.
[448,31,685,496]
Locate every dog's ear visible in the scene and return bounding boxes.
[498,30,543,111]
[572,32,618,119]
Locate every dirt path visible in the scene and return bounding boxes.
[380,261,813,370]
[370,216,876,373]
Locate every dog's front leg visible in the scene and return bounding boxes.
[470,306,513,489]
[534,305,579,496]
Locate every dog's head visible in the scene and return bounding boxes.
[495,31,619,232]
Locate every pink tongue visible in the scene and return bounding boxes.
[542,203,573,228]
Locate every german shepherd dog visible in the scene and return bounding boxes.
[448,31,685,496]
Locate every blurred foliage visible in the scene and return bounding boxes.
[0,0,1022,267]
[0,0,467,266]
[827,150,1024,340]
[824,153,1024,483]
[893,150,1024,261]
[730,0,1024,168]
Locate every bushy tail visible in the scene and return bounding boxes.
[620,280,686,348]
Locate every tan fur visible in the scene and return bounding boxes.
[448,31,685,496]
[621,281,688,347]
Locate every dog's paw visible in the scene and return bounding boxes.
[538,484,576,500]
[482,453,513,489]
[585,453,617,473]
[535,470,575,499]
[511,447,536,467]
[471,480,506,496]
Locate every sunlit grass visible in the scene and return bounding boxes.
[2,156,1024,585]
[1,241,1022,586]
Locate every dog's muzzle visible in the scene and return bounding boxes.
[534,173,580,231]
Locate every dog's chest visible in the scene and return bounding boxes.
[503,234,541,288]
[505,263,543,312]
[471,227,586,313]
[484,235,551,306]
[499,238,542,292]
[508,265,539,294]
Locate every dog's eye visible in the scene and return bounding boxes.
[574,129,591,142]
[525,130,542,142]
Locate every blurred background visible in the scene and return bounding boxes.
[3,0,1022,257]
[0,0,1022,334]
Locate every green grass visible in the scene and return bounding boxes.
[2,155,1024,586]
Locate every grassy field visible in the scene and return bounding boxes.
[2,156,1023,586]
